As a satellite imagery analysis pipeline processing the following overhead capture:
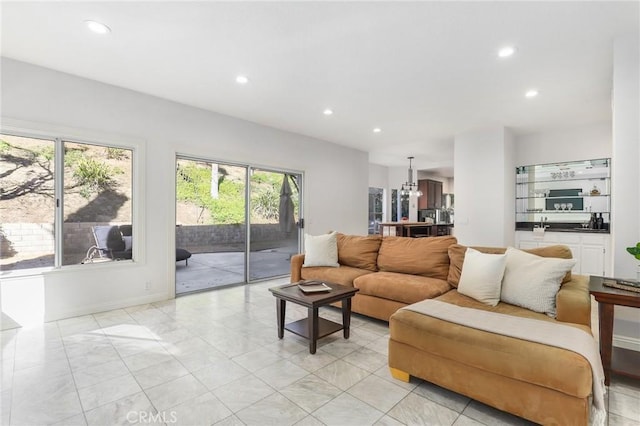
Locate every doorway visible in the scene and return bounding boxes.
[175,156,302,294]
[249,169,301,280]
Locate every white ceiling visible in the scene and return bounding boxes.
[1,2,638,176]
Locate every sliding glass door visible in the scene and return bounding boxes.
[175,156,302,294]
[249,169,301,280]
[175,158,247,293]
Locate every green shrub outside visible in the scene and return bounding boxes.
[73,157,113,198]
[177,162,298,225]
[106,147,128,160]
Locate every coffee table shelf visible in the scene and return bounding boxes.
[269,281,359,354]
[285,317,343,340]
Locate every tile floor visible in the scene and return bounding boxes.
[1,277,639,426]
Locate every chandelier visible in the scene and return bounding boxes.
[401,156,422,197]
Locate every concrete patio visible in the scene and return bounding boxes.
[176,245,298,294]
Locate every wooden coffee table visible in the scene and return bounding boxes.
[269,281,359,354]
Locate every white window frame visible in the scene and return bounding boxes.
[0,118,145,276]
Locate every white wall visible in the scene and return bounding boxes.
[611,33,640,342]
[503,130,516,247]
[453,127,515,246]
[0,58,369,321]
[515,122,612,166]
[368,163,388,190]
[368,163,389,223]
[612,34,640,280]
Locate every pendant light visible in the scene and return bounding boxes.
[400,156,422,197]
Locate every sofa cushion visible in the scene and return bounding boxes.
[377,236,456,280]
[354,271,451,305]
[303,232,339,267]
[457,248,507,306]
[501,247,576,317]
[448,244,573,288]
[390,292,593,400]
[301,265,373,287]
[337,233,382,272]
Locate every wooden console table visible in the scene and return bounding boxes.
[588,276,640,385]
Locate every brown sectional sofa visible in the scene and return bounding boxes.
[290,234,595,425]
[290,234,457,321]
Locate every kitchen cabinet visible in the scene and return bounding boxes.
[581,243,608,276]
[418,179,443,210]
[515,231,610,276]
[515,158,611,231]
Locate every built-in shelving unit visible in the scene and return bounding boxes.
[515,158,611,231]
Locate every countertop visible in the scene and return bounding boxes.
[515,222,609,234]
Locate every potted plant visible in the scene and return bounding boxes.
[626,242,640,281]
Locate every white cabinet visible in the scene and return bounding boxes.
[581,244,606,276]
[518,241,540,250]
[515,231,610,276]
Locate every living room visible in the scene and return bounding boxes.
[1,2,639,425]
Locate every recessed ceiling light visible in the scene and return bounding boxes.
[373,128,382,133]
[323,109,333,116]
[85,20,111,34]
[236,75,249,85]
[525,89,539,98]
[498,46,516,58]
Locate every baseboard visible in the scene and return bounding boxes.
[44,292,169,322]
[614,334,640,352]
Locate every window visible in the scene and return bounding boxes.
[368,187,384,235]
[391,189,398,222]
[0,133,134,271]
[401,192,409,219]
[62,142,133,265]
[0,135,56,270]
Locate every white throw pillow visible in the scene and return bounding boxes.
[302,232,339,267]
[457,247,507,306]
[501,247,576,317]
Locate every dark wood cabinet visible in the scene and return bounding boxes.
[418,179,443,209]
[417,180,428,209]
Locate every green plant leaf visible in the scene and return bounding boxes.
[626,242,640,260]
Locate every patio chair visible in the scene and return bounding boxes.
[88,225,191,264]
[91,225,132,260]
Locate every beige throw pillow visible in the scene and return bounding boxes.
[302,232,339,267]
[457,247,507,306]
[501,247,576,317]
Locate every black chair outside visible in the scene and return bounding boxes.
[87,224,191,264]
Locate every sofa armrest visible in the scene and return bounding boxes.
[556,274,591,328]
[290,254,305,282]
